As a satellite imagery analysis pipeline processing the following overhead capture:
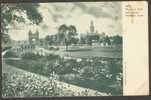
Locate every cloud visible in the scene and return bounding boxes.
[8,2,122,40]
[73,2,121,20]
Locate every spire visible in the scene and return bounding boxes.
[90,20,95,33]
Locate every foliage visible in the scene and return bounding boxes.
[1,3,42,33]
[48,46,59,50]
[45,35,57,45]
[58,24,78,50]
[58,24,68,42]
[104,36,111,45]
[5,55,122,95]
[3,51,18,58]
[111,35,122,45]
[21,53,42,60]
[1,3,43,52]
[80,37,86,44]
[2,33,12,51]
[46,54,60,60]
[2,33,11,43]
[2,72,75,97]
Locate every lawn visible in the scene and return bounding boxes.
[3,46,123,96]
[60,46,122,58]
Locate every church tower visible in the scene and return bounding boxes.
[90,20,95,34]
[28,29,39,45]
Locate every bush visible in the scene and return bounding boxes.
[5,55,122,96]
[46,54,60,60]
[21,53,42,60]
[2,72,75,97]
[48,47,59,50]
[3,51,18,58]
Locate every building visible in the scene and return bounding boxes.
[86,21,100,45]
[12,30,45,56]
[28,30,39,45]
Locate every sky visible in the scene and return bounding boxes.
[8,2,122,41]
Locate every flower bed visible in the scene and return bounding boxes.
[2,67,108,97]
[5,53,122,95]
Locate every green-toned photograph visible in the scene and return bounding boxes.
[1,2,123,97]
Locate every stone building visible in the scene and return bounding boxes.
[86,21,100,45]
[12,30,41,56]
[28,30,39,45]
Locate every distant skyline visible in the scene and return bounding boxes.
[7,2,122,40]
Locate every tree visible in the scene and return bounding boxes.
[104,36,111,46]
[87,36,92,45]
[68,25,77,36]
[112,35,122,45]
[2,32,12,51]
[1,3,43,51]
[1,3,43,33]
[58,24,68,43]
[80,36,86,44]
[70,37,79,45]
[66,25,78,50]
[58,24,78,51]
[45,35,54,45]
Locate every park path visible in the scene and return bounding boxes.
[2,59,109,96]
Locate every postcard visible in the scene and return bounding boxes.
[1,1,149,97]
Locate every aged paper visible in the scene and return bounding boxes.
[1,1,149,97]
[122,1,149,95]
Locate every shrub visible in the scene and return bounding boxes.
[5,55,122,96]
[3,51,18,58]
[21,53,41,60]
[48,47,59,50]
[46,54,60,60]
[2,72,75,97]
